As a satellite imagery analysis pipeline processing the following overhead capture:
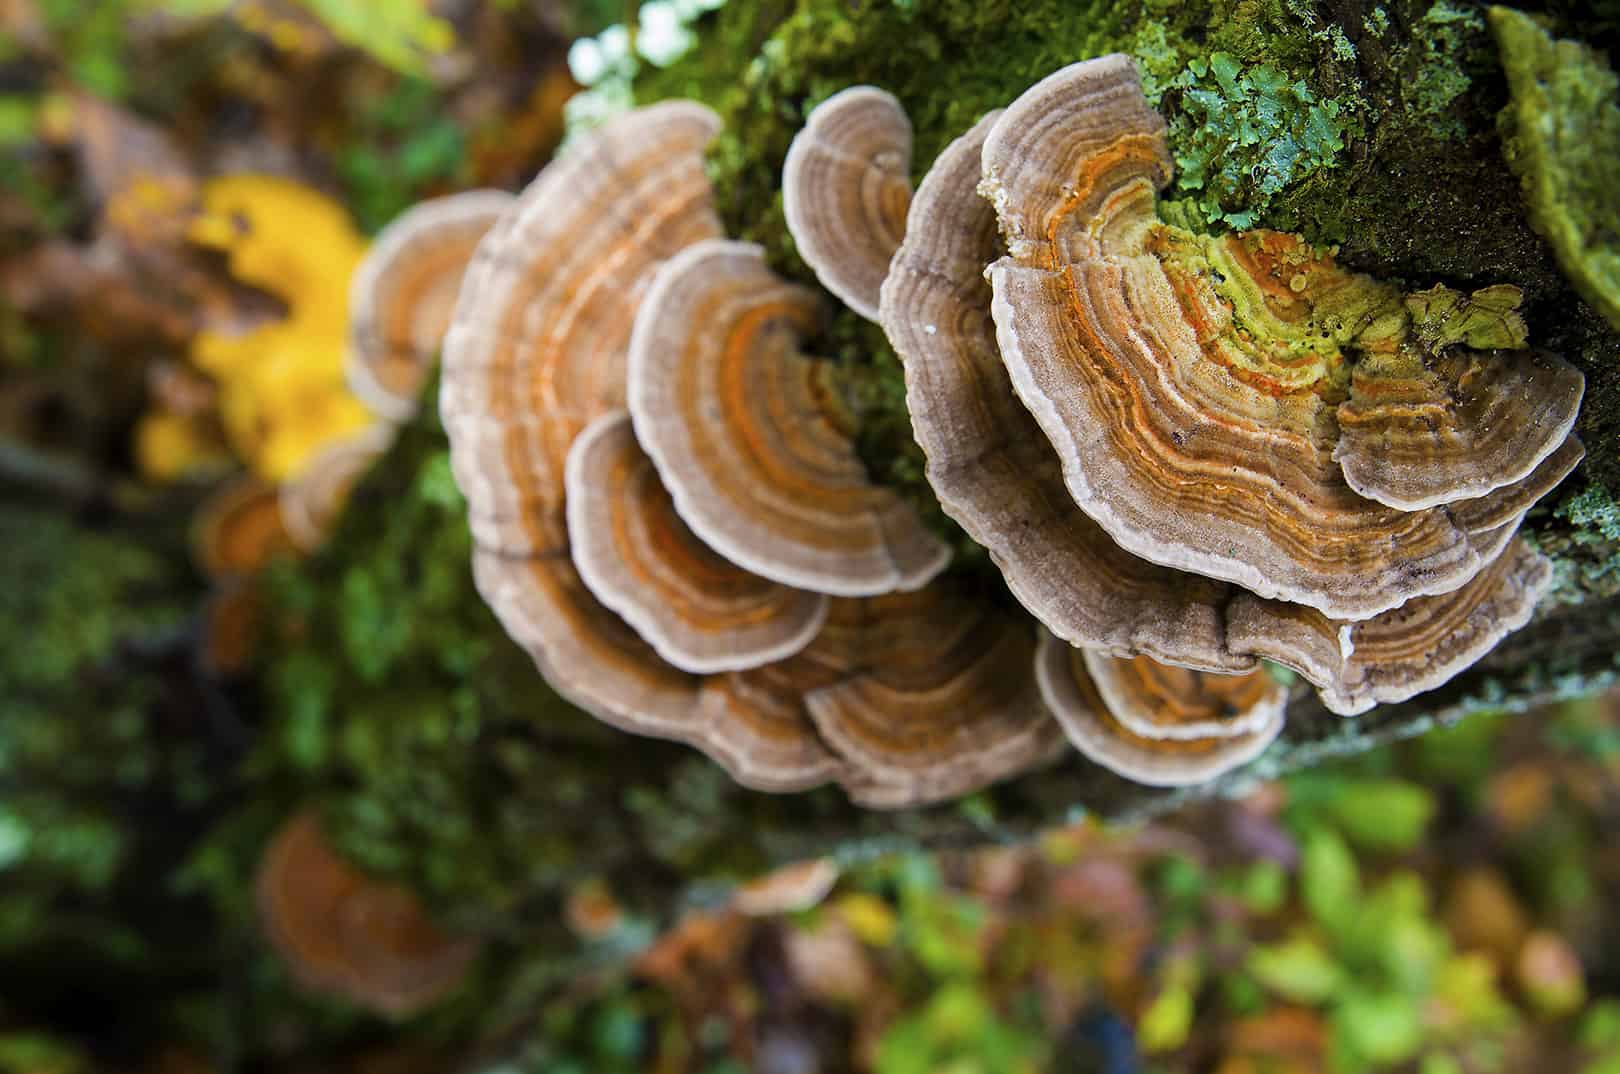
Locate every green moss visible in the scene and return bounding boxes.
[1490,6,1620,332]
[0,504,235,1055]
[1410,1,1489,138]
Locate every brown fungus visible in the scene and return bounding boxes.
[440,102,749,766]
[733,859,842,916]
[1034,633,1284,787]
[1228,539,1555,716]
[881,109,1251,674]
[627,238,948,597]
[1333,344,1583,512]
[565,410,829,673]
[347,190,515,421]
[782,86,914,322]
[279,426,392,553]
[190,474,297,580]
[797,585,1064,809]
[980,55,1585,619]
[256,811,479,1018]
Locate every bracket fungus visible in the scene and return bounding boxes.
[565,410,829,673]
[980,55,1584,620]
[1035,634,1285,787]
[442,56,1587,804]
[881,54,1581,734]
[442,103,1053,806]
[190,474,296,581]
[1229,539,1555,716]
[347,189,515,421]
[732,858,841,917]
[443,100,739,773]
[783,86,913,322]
[256,811,478,1018]
[279,426,392,553]
[882,109,1251,675]
[796,587,1064,808]
[627,238,948,597]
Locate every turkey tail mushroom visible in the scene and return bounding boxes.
[256,811,479,1018]
[347,190,515,421]
[783,86,913,322]
[1035,634,1284,788]
[627,238,949,597]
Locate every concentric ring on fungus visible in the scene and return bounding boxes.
[980,54,1585,620]
[881,108,1252,674]
[881,63,1580,724]
[347,190,515,421]
[565,410,829,674]
[783,86,914,322]
[441,102,1060,805]
[256,811,479,1018]
[627,238,949,597]
[1034,633,1284,788]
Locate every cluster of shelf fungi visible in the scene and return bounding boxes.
[337,52,1586,807]
[247,52,1592,1019]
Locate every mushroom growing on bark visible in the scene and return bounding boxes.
[1228,539,1556,715]
[883,109,1251,674]
[980,54,1584,620]
[783,86,914,322]
[565,409,829,673]
[881,55,1582,726]
[256,811,479,1018]
[191,474,297,580]
[799,585,1064,808]
[627,238,948,597]
[1034,634,1285,787]
[347,190,515,421]
[442,102,1059,805]
[279,426,392,552]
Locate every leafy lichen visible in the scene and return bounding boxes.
[1490,5,1620,333]
[1163,53,1353,230]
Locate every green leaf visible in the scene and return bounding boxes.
[296,0,455,75]
[1334,988,1424,1069]
[1328,779,1436,852]
[1138,983,1194,1053]
[1247,933,1346,1004]
[1301,827,1359,939]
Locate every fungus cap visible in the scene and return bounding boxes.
[347,190,514,421]
[733,859,842,916]
[1229,538,1556,715]
[881,108,1251,673]
[255,811,478,1018]
[1081,649,1287,742]
[279,426,392,552]
[1333,344,1584,511]
[1035,633,1284,788]
[981,55,1582,619]
[800,586,1065,808]
[565,410,829,673]
[441,103,844,791]
[782,86,913,322]
[441,100,725,560]
[191,474,297,580]
[627,238,949,597]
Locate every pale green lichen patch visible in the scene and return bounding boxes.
[1490,6,1620,331]
[1163,53,1353,230]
